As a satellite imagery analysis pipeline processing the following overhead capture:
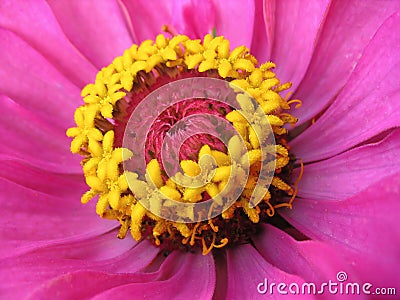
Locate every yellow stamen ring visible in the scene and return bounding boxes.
[67,33,300,254]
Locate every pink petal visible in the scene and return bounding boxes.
[337,248,400,292]
[47,0,134,68]
[213,251,228,300]
[120,0,172,41]
[297,128,400,200]
[0,96,81,173]
[211,0,255,48]
[293,1,400,123]
[226,244,312,299]
[19,230,138,264]
[0,178,110,247]
[0,239,158,299]
[170,0,215,39]
[90,252,215,300]
[129,0,215,39]
[0,0,97,87]
[254,225,394,298]
[291,10,400,162]
[270,0,331,91]
[249,0,272,63]
[28,271,138,300]
[0,30,82,130]
[254,225,365,289]
[0,160,83,197]
[261,0,276,61]
[123,0,255,49]
[1,230,115,261]
[281,173,400,259]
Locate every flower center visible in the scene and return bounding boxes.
[67,33,302,255]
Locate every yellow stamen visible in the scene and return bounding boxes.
[288,159,304,206]
[117,219,130,239]
[189,222,201,246]
[180,160,201,177]
[201,232,216,255]
[67,33,302,255]
[130,202,146,241]
[287,99,303,108]
[208,219,219,233]
[146,159,164,188]
[213,238,229,249]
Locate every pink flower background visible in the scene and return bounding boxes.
[0,0,399,299]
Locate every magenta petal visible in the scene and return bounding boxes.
[297,128,400,200]
[122,0,254,48]
[281,173,400,258]
[0,178,110,246]
[226,245,312,299]
[259,0,277,62]
[0,0,97,87]
[212,0,255,48]
[249,0,272,63]
[336,247,400,291]
[47,0,134,68]
[0,240,158,299]
[0,160,84,197]
[90,252,215,300]
[293,1,400,123]
[121,0,172,42]
[171,0,215,38]
[254,225,364,287]
[0,96,81,173]
[271,0,330,91]
[28,271,138,300]
[254,226,392,298]
[0,30,81,129]
[21,230,138,264]
[292,10,400,161]
[213,252,228,300]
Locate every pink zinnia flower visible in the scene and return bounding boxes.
[1,1,399,299]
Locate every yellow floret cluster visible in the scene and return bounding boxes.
[66,34,300,254]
